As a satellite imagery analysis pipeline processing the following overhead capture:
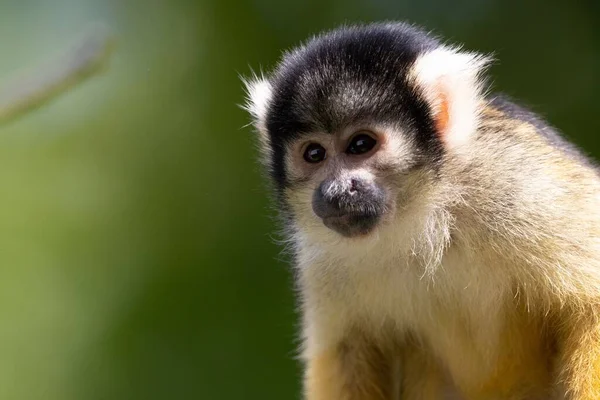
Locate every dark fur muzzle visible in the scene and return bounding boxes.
[312,176,386,237]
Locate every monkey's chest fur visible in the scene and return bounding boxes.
[300,244,554,399]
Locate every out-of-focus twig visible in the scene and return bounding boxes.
[0,24,116,125]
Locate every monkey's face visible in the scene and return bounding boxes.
[307,131,386,237]
[281,125,425,239]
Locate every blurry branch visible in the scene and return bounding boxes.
[0,24,116,126]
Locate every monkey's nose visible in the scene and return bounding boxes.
[311,177,384,237]
[312,178,366,219]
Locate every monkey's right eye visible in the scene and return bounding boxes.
[303,143,327,163]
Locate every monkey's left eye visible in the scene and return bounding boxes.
[347,133,377,155]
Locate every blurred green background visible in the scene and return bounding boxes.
[0,0,597,399]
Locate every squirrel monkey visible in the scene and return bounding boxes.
[242,22,600,399]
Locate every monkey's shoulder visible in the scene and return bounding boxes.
[483,94,598,172]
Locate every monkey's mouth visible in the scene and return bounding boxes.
[322,212,381,238]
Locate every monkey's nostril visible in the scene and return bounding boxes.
[349,179,359,194]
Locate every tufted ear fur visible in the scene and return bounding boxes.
[410,47,491,150]
[241,74,273,157]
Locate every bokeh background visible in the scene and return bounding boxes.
[0,0,598,399]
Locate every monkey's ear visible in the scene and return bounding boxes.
[410,47,491,149]
[241,74,272,152]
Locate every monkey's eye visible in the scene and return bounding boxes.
[347,133,377,155]
[303,143,327,163]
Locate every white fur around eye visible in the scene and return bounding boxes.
[410,47,491,150]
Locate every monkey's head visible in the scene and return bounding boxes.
[243,23,489,243]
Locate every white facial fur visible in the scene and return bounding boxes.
[282,124,424,252]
